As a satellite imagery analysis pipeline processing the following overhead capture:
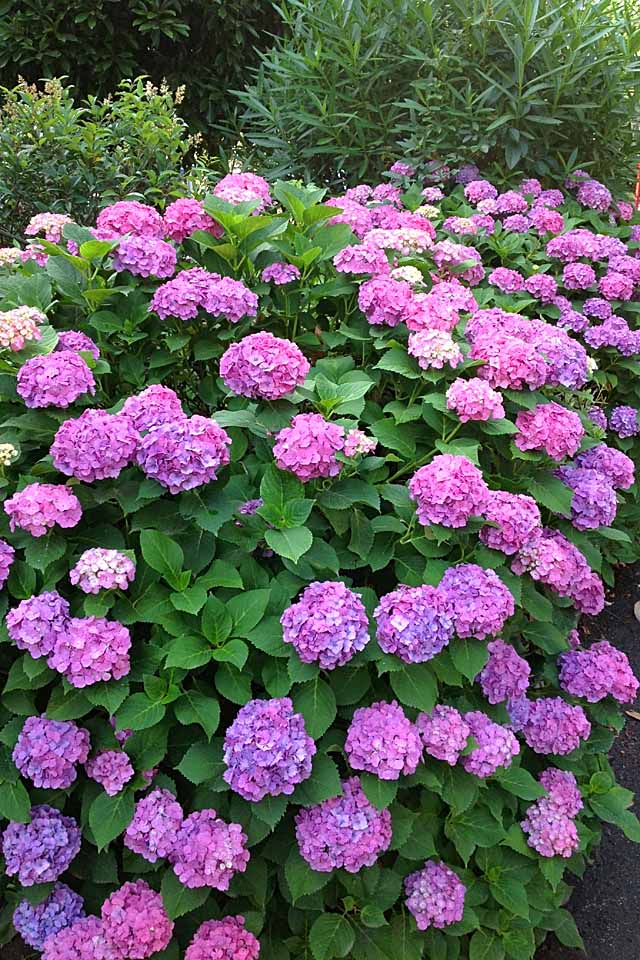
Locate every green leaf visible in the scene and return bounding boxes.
[170,584,208,614]
[520,581,554,622]
[546,909,585,949]
[531,477,573,516]
[201,596,233,645]
[489,878,529,919]
[140,530,184,580]
[470,930,506,960]
[161,869,209,919]
[374,348,420,379]
[319,478,381,512]
[89,789,134,851]
[174,691,220,740]
[285,850,331,902]
[211,638,249,671]
[310,915,355,960]
[292,678,336,738]
[0,779,30,821]
[349,510,374,559]
[164,635,211,670]
[46,686,92,720]
[260,465,305,518]
[7,560,36,599]
[116,694,166,732]
[370,418,417,458]
[361,774,398,810]
[265,526,313,563]
[390,663,438,712]
[227,589,271,637]
[494,766,545,801]
[176,741,225,786]
[449,639,489,682]
[252,794,288,829]
[24,535,66,572]
[293,754,342,806]
[215,663,252,705]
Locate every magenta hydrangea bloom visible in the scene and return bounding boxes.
[610,405,639,438]
[273,413,344,482]
[2,805,81,886]
[0,538,14,587]
[522,697,591,754]
[95,201,164,240]
[539,768,583,817]
[521,797,579,858]
[583,297,613,319]
[334,242,390,276]
[461,711,520,777]
[149,267,220,320]
[163,198,222,243]
[213,172,272,212]
[281,580,369,670]
[599,271,634,301]
[13,882,85,951]
[220,332,309,400]
[374,584,454,663]
[576,443,634,490]
[479,491,542,555]
[136,414,231,493]
[223,697,316,801]
[478,639,530,704]
[202,276,259,323]
[562,262,596,290]
[42,916,118,960]
[171,809,249,890]
[408,455,489,529]
[446,378,505,423]
[488,267,525,293]
[48,616,131,687]
[432,239,484,284]
[70,548,135,593]
[514,402,584,460]
[261,261,301,284]
[17,351,95,408]
[407,329,463,370]
[439,564,515,639]
[576,178,612,211]
[85,750,135,796]
[124,789,184,863]
[101,881,173,959]
[556,466,617,530]
[295,776,392,872]
[51,410,140,482]
[464,180,498,203]
[358,276,416,327]
[13,716,90,789]
[185,917,260,960]
[404,861,466,931]
[121,384,185,432]
[345,701,422,780]
[7,590,70,659]
[559,640,638,704]
[5,483,82,537]
[56,330,100,361]
[0,305,45,351]
[512,529,605,615]
[524,273,558,301]
[415,705,470,766]
[113,236,176,278]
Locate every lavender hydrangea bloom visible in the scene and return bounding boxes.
[13,716,90,789]
[479,491,542,555]
[101,881,173,959]
[121,384,185,432]
[416,706,470,765]
[461,711,520,777]
[2,805,81,885]
[48,616,131,687]
[273,413,345,481]
[136,415,231,493]
[55,330,101,361]
[478,640,531,704]
[522,697,591,754]
[404,861,466,931]
[186,917,261,960]
[0,538,14,588]
[281,581,369,670]
[13,882,85,950]
[42,916,118,960]
[558,640,639,703]
[124,789,184,863]
[85,750,135,796]
[51,410,140,482]
[7,591,70,659]
[5,483,82,537]
[16,352,95,408]
[575,444,634,489]
[556,466,617,530]
[220,332,310,400]
[539,768,583,817]
[512,529,605,616]
[345,701,422,780]
[295,777,392,872]
[150,267,221,320]
[261,262,301,284]
[171,809,249,889]
[439,564,515,639]
[70,549,136,593]
[588,408,608,431]
[521,797,579,857]
[408,455,489,529]
[374,584,454,663]
[112,236,177,278]
[610,405,639,438]
[223,697,316,801]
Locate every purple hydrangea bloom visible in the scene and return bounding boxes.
[439,564,515,640]
[507,696,531,732]
[522,697,591,754]
[149,267,220,320]
[488,267,525,293]
[404,861,466,931]
[124,789,184,863]
[408,455,489,529]
[478,639,530,704]
[521,797,579,857]
[562,262,596,290]
[588,407,608,431]
[576,179,612,211]
[514,402,584,460]
[220,331,310,400]
[464,180,498,203]
[524,274,558,301]
[223,697,316,801]
[7,591,70,659]
[374,584,454,663]
[5,483,82,537]
[479,491,542,555]
[85,750,135,796]
[575,443,634,489]
[136,415,231,493]
[461,711,520,777]
[51,410,140,482]
[101,881,173,958]
[556,466,617,530]
[112,236,177,278]
[70,548,136,593]
[416,706,470,765]
[171,809,249,889]
[0,538,14,588]
[13,716,90,789]
[559,640,638,703]
[48,617,131,687]
[539,768,583,817]
[42,916,117,960]
[345,701,422,779]
[273,413,345,481]
[202,276,259,323]
[583,298,612,320]
[2,805,81,886]
[186,917,260,960]
[261,261,301,284]
[55,330,100,361]
[13,882,85,950]
[295,776,392,872]
[121,384,185,432]
[281,581,369,670]
[512,529,605,616]
[610,405,639,438]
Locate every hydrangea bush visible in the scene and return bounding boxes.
[0,169,639,960]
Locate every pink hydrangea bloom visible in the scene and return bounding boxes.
[220,332,309,400]
[112,236,177,278]
[149,267,219,320]
[121,384,185,432]
[333,243,390,275]
[85,750,134,796]
[357,276,415,326]
[163,198,222,243]
[583,297,612,320]
[5,483,82,536]
[95,201,164,240]
[281,581,369,670]
[213,172,272,213]
[365,226,434,257]
[344,429,377,456]
[51,410,140,482]
[407,329,463,369]
[374,584,454,663]
[461,711,520,777]
[171,809,249,889]
[136,414,231,493]
[185,917,260,960]
[464,180,498,203]
[562,262,596,290]
[203,276,259,323]
[439,564,515,639]
[408,455,489,528]
[559,640,638,703]
[0,538,14,588]
[479,490,542,555]
[521,797,579,858]
[26,212,74,243]
[446,377,505,422]
[539,768,583,817]
[261,262,301,284]
[273,413,344,481]
[56,330,100,360]
[70,548,135,593]
[470,332,548,391]
[524,273,558,301]
[416,706,470,766]
[101,881,173,958]
[6,591,70,659]
[512,529,604,615]
[488,267,525,293]
[0,306,45,350]
[17,352,95,408]
[514,402,584,460]
[496,190,529,214]
[404,861,466,931]
[522,697,591,754]
[478,639,530,704]
[13,716,90,789]
[576,179,612,211]
[48,617,131,687]
[124,789,183,863]
[598,271,634,301]
[345,700,422,780]
[432,239,484,285]
[556,465,617,530]
[42,916,118,960]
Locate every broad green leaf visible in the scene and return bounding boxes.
[161,869,209,919]
[176,741,225,787]
[284,850,331,902]
[490,878,529,919]
[227,589,271,637]
[116,694,166,731]
[89,789,135,851]
[211,638,249,671]
[293,678,336,738]
[201,595,233,644]
[494,766,545,801]
[174,691,220,740]
[310,915,355,960]
[293,754,342,806]
[252,794,288,829]
[469,930,505,960]
[215,663,252,705]
[390,663,438,712]
[361,774,398,810]
[140,530,184,580]
[546,909,585,949]
[24,535,66,572]
[265,526,313,563]
[0,779,30,821]
[449,639,489,682]
[164,635,211,670]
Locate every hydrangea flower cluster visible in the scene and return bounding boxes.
[556,465,617,530]
[13,882,85,951]
[2,805,81,885]
[48,616,131,687]
[113,236,177,278]
[261,261,301,284]
[0,537,14,587]
[345,700,422,779]
[150,268,258,322]
[0,305,45,350]
[163,197,222,243]
[478,639,531,704]
[344,429,377,456]
[488,267,525,293]
[610,405,639,438]
[121,384,185,432]
[432,239,484,284]
[357,276,415,326]
[13,716,90,788]
[439,564,515,639]
[220,332,310,400]
[101,880,173,958]
[521,797,579,858]
[5,483,82,536]
[185,917,261,960]
[55,329,100,360]
[540,767,583,817]
[213,172,272,212]
[85,750,135,796]
[446,377,505,422]
[408,455,489,528]
[479,491,541,555]
[51,410,140,482]
[514,402,585,460]
[41,915,117,960]
[124,789,184,863]
[223,697,316,800]
[171,809,249,889]
[95,201,164,240]
[416,705,470,765]
[407,329,463,369]
[374,584,454,663]
[404,861,466,931]
[295,777,392,872]
[70,548,136,593]
[136,415,231,493]
[26,211,74,242]
[522,697,591,754]
[512,529,605,615]
[559,640,638,703]
[7,591,70,658]
[281,581,369,669]
[273,413,345,481]
[333,242,390,276]
[17,351,95,408]
[461,711,520,777]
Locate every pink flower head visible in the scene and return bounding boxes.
[112,236,177,278]
[404,861,466,931]
[522,697,591,754]
[479,490,542,555]
[171,809,249,889]
[416,705,470,766]
[48,617,131,688]
[470,332,548,391]
[345,700,422,779]
[202,276,259,323]
[220,332,309,400]
[374,583,454,663]
[514,402,584,460]
[56,330,100,361]
[163,197,222,243]
[124,789,184,863]
[408,455,489,528]
[524,273,558,301]
[213,172,272,213]
[407,329,463,370]
[121,384,185,432]
[461,711,520,777]
[446,378,505,422]
[186,917,260,960]
[42,916,118,960]
[478,639,530,704]
[439,564,515,639]
[261,262,301,284]
[0,306,45,351]
[389,161,415,176]
[281,581,369,670]
[149,267,220,320]
[95,201,164,240]
[13,716,90,789]
[51,410,140,482]
[496,190,529,215]
[488,267,525,293]
[464,180,498,204]
[576,179,612,211]
[344,429,377,456]
[136,415,231,493]
[101,881,173,958]
[432,240,484,285]
[575,443,634,489]
[562,262,596,290]
[521,798,579,858]
[358,276,415,327]
[70,548,136,593]
[333,243,390,276]
[6,591,70,659]
[512,529,604,615]
[85,750,134,796]
[17,351,95,408]
[26,212,74,243]
[0,538,14,588]
[559,640,639,703]
[5,483,82,536]
[539,768,583,817]
[598,271,634,301]
[273,413,344,481]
